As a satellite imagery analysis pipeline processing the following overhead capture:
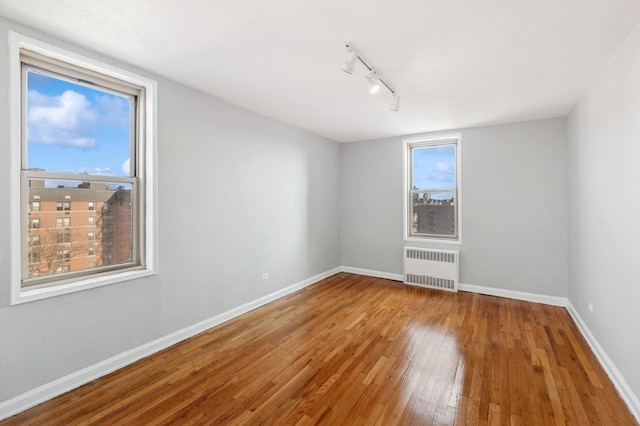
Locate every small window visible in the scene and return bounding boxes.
[56,217,71,228]
[56,250,71,262]
[404,135,461,242]
[56,265,71,274]
[10,32,156,304]
[56,233,71,244]
[88,246,95,256]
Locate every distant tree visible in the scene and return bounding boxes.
[28,228,91,277]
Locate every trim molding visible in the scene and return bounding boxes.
[566,301,640,423]
[340,266,403,282]
[459,283,567,307]
[339,267,566,307]
[0,267,341,421]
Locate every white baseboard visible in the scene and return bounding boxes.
[566,301,640,423]
[340,266,403,282]
[0,267,341,421]
[338,266,566,307]
[459,283,567,307]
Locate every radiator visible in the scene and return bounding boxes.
[403,247,459,292]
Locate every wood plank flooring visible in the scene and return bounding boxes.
[2,273,636,425]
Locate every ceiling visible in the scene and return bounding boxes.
[1,0,639,142]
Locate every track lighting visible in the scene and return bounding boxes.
[390,94,401,112]
[341,42,400,111]
[341,48,357,74]
[366,70,381,94]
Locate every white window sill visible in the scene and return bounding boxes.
[11,269,156,305]
[404,236,462,245]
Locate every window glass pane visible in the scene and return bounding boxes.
[412,144,456,190]
[26,177,134,282]
[411,191,456,236]
[25,69,133,176]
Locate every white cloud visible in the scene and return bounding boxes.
[89,167,112,175]
[427,162,455,183]
[435,162,451,173]
[27,89,129,148]
[121,158,130,175]
[94,94,129,126]
[28,90,97,147]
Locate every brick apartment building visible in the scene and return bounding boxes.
[26,179,133,282]
[412,197,456,236]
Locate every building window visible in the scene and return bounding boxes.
[88,246,95,256]
[56,250,71,262]
[56,233,71,244]
[88,231,95,241]
[30,218,40,229]
[10,32,157,304]
[56,201,71,212]
[56,265,71,274]
[56,217,71,228]
[88,261,95,268]
[32,235,40,246]
[404,135,461,242]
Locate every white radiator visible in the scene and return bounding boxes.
[403,247,459,292]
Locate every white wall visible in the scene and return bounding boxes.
[568,22,640,406]
[0,18,340,403]
[340,118,568,297]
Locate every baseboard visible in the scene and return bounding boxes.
[566,301,640,423]
[340,266,403,282]
[0,266,342,421]
[459,283,567,307]
[339,266,567,307]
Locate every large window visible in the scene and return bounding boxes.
[404,135,461,242]
[10,32,156,304]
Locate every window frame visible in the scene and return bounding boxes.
[9,31,157,305]
[403,134,462,244]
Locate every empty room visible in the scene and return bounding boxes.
[0,0,639,424]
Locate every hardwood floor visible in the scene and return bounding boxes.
[2,273,636,425]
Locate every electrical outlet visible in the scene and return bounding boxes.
[262,273,269,280]
[588,302,593,313]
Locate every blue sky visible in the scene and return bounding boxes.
[412,145,456,191]
[27,70,132,177]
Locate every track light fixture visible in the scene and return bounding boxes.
[366,70,381,94]
[341,48,358,74]
[390,93,401,112]
[340,42,400,111]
